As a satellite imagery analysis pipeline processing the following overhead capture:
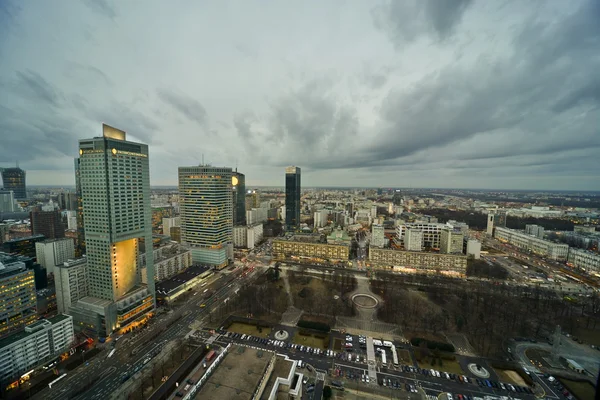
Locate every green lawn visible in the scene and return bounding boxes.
[418,358,464,375]
[293,332,329,350]
[228,322,270,337]
[397,349,413,365]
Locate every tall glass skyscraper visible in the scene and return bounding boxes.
[0,167,27,199]
[285,166,301,231]
[75,124,154,335]
[232,170,246,226]
[179,166,233,269]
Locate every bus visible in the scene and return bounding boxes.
[108,349,116,358]
[205,350,216,362]
[48,373,67,389]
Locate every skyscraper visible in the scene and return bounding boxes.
[179,166,233,269]
[30,209,65,239]
[74,124,154,335]
[0,166,26,200]
[232,170,246,226]
[74,157,85,256]
[285,166,301,231]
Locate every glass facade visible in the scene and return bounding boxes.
[285,166,301,231]
[0,168,26,200]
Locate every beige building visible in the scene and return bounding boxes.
[440,229,464,254]
[55,258,88,314]
[273,236,349,262]
[369,247,467,276]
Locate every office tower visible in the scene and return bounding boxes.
[35,238,75,275]
[371,224,386,248]
[74,158,85,256]
[285,166,301,231]
[486,213,494,235]
[2,235,45,259]
[30,209,65,239]
[0,253,37,339]
[232,171,246,226]
[57,191,77,211]
[0,190,18,212]
[440,228,464,254]
[0,166,26,200]
[179,166,233,269]
[74,124,154,335]
[55,258,88,314]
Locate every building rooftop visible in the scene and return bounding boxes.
[0,314,70,349]
[260,356,294,400]
[155,265,212,295]
[194,345,272,400]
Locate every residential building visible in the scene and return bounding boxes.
[232,171,246,226]
[440,229,464,254]
[233,223,264,250]
[0,167,26,200]
[371,224,386,248]
[0,315,74,384]
[466,239,481,259]
[272,235,349,263]
[368,247,467,276]
[567,248,600,274]
[0,190,18,212]
[494,227,569,260]
[71,123,155,336]
[35,238,75,275]
[525,224,545,239]
[0,253,37,339]
[179,166,233,269]
[404,228,423,251]
[314,210,329,229]
[247,207,268,225]
[285,166,301,231]
[162,217,181,236]
[139,242,192,282]
[396,221,444,249]
[55,258,88,314]
[30,210,65,239]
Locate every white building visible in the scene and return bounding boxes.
[370,205,377,219]
[486,213,494,235]
[404,228,423,251]
[567,248,600,274]
[466,239,481,259]
[371,224,386,248]
[0,190,18,212]
[35,238,75,276]
[55,258,88,314]
[314,210,329,229]
[139,243,192,282]
[440,229,464,254]
[0,315,74,383]
[525,224,545,239]
[396,222,444,249]
[162,217,181,236]
[247,207,268,225]
[67,215,77,230]
[494,227,569,260]
[232,224,264,249]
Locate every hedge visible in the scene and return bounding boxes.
[297,320,331,332]
[410,337,455,353]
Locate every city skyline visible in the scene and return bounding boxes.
[1,0,599,191]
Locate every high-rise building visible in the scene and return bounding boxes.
[162,217,181,236]
[0,190,18,212]
[74,157,85,256]
[232,171,246,226]
[55,258,88,313]
[57,191,77,211]
[30,209,65,239]
[525,224,545,239]
[0,253,37,339]
[440,228,464,254]
[35,238,75,275]
[179,166,233,269]
[486,213,494,235]
[404,228,423,251]
[371,224,386,248]
[73,124,155,335]
[0,166,26,200]
[285,166,301,231]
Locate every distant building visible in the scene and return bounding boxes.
[486,213,494,235]
[162,217,181,236]
[371,224,386,248]
[0,253,37,339]
[179,166,233,269]
[30,210,65,239]
[369,247,467,276]
[494,227,569,260]
[396,221,444,249]
[525,224,545,239]
[0,315,74,384]
[273,235,349,263]
[466,239,481,259]
[404,228,423,251]
[1,235,45,259]
[493,211,507,228]
[232,171,246,226]
[314,210,329,229]
[232,223,264,249]
[0,167,27,200]
[440,229,464,254]
[567,248,600,274]
[285,166,301,231]
[35,238,75,276]
[0,190,18,212]
[139,242,192,282]
[74,157,85,256]
[55,258,88,314]
[170,226,181,243]
[57,191,77,211]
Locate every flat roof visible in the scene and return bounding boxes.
[0,315,68,349]
[260,356,294,400]
[156,265,212,295]
[194,346,272,400]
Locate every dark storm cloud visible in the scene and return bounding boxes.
[83,0,116,20]
[15,70,62,106]
[157,89,208,128]
[373,0,473,44]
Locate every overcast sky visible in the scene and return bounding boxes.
[1,0,599,190]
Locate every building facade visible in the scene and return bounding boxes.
[30,210,65,239]
[368,247,467,276]
[232,171,246,226]
[525,224,545,239]
[567,248,600,274]
[35,238,75,275]
[0,190,18,212]
[466,239,481,259]
[162,217,181,236]
[285,166,301,231]
[494,227,569,260]
[396,222,444,249]
[0,167,26,200]
[179,166,233,269]
[0,315,74,384]
[0,254,37,339]
[139,243,192,282]
[74,157,86,256]
[440,229,464,254]
[371,224,386,248]
[74,124,155,335]
[55,258,88,314]
[272,236,349,263]
[404,228,423,251]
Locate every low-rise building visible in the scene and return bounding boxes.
[55,258,88,314]
[369,247,467,276]
[273,235,349,263]
[567,248,600,274]
[155,265,214,303]
[0,315,74,383]
[494,227,569,260]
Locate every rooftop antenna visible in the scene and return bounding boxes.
[235,159,238,172]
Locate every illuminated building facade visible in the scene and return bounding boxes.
[179,166,233,269]
[0,167,26,200]
[0,253,37,340]
[368,247,467,276]
[232,171,246,226]
[73,124,154,336]
[285,166,301,231]
[272,236,349,263]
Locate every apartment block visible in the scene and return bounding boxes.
[272,236,349,263]
[35,238,75,275]
[494,227,569,260]
[567,248,600,274]
[368,247,467,276]
[55,258,89,314]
